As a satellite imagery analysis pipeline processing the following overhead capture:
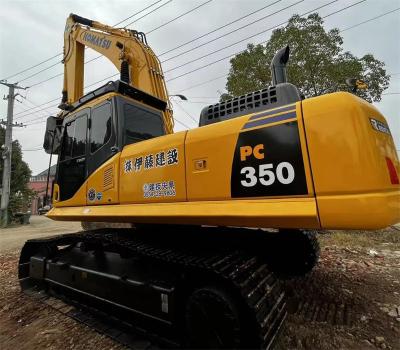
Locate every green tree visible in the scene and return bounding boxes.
[0,125,34,222]
[224,13,390,102]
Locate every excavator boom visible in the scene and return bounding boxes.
[61,13,173,133]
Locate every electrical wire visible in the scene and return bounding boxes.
[165,0,340,78]
[123,0,173,28]
[340,7,400,32]
[171,100,198,124]
[173,1,400,93]
[17,0,362,122]
[158,0,284,57]
[113,0,163,27]
[16,0,390,125]
[174,74,228,93]
[22,96,54,115]
[166,0,367,82]
[20,0,211,89]
[18,61,62,84]
[1,0,164,82]
[165,1,338,73]
[146,0,213,34]
[14,97,59,119]
[66,0,213,73]
[162,0,295,64]
[1,54,63,82]
[17,0,299,93]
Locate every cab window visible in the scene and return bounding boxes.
[60,115,87,160]
[90,102,112,153]
[123,103,165,146]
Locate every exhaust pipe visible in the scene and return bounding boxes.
[270,46,290,85]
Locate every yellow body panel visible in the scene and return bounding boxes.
[302,92,400,229]
[185,102,315,201]
[48,92,400,230]
[52,181,87,207]
[119,131,187,203]
[86,154,120,205]
[48,197,319,229]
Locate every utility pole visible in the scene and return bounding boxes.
[0,81,26,227]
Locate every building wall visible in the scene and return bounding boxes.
[28,176,54,214]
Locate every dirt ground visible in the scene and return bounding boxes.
[0,216,399,350]
[0,216,82,251]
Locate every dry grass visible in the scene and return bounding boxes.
[319,226,400,249]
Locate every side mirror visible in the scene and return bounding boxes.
[43,116,62,154]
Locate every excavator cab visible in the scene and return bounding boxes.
[46,81,167,204]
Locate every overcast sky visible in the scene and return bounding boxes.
[0,0,399,175]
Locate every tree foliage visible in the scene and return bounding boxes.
[225,14,390,102]
[0,125,34,220]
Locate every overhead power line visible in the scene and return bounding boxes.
[4,0,270,86]
[69,0,304,84]
[340,7,400,32]
[162,0,294,64]
[166,0,367,82]
[146,0,213,34]
[123,0,173,28]
[18,61,62,83]
[22,0,293,90]
[1,54,63,82]
[19,0,211,89]
[113,0,163,27]
[21,95,54,115]
[158,0,284,57]
[175,74,228,93]
[164,0,308,73]
[63,0,213,78]
[23,0,174,87]
[171,100,198,124]
[173,118,191,129]
[172,0,395,78]
[1,0,165,82]
[175,1,400,93]
[15,0,388,126]
[15,0,356,123]
[14,97,59,120]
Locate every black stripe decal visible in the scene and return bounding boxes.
[249,104,295,121]
[243,111,297,129]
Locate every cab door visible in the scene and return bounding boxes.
[85,99,119,205]
[54,109,89,206]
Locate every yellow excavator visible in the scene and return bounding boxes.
[19,13,399,349]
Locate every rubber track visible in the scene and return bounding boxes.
[21,229,287,349]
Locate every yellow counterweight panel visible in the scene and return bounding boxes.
[302,92,400,229]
